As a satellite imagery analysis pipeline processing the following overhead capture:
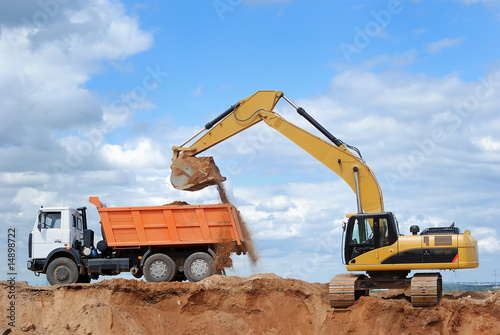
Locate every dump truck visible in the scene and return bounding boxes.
[27,196,245,285]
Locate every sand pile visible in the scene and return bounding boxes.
[2,276,499,335]
[170,154,226,191]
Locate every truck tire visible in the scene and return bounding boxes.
[184,252,213,282]
[143,253,176,282]
[46,258,79,285]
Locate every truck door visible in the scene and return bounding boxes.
[32,211,64,259]
[70,213,83,248]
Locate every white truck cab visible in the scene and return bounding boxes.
[30,207,82,259]
[27,206,91,284]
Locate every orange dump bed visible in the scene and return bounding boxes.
[89,197,244,248]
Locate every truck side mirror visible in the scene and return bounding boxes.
[37,212,42,231]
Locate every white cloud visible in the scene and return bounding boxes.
[13,187,60,211]
[0,0,153,146]
[257,195,296,212]
[475,227,500,253]
[475,136,500,151]
[424,37,465,53]
[100,138,169,170]
[0,172,50,185]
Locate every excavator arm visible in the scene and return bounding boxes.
[171,90,384,214]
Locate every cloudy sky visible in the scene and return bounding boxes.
[1,0,499,285]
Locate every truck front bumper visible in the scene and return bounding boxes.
[27,259,45,272]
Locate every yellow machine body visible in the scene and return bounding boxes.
[346,231,478,272]
[170,90,479,306]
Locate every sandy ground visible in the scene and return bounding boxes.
[1,274,499,335]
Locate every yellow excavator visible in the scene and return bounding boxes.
[170,90,478,307]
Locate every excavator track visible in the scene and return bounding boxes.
[329,272,442,308]
[329,273,368,308]
[410,273,442,307]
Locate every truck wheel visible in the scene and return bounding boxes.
[46,258,79,285]
[184,252,213,282]
[143,253,176,282]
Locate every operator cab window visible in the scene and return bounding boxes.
[39,212,61,229]
[349,218,376,260]
[379,218,390,247]
[351,218,374,245]
[345,215,397,263]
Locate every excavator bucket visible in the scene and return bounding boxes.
[170,154,226,191]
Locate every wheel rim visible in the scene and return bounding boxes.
[190,259,209,277]
[150,260,168,279]
[55,266,69,281]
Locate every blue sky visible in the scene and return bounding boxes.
[1,0,500,285]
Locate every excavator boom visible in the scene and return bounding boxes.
[171,90,384,213]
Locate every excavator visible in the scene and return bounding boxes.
[170,90,478,307]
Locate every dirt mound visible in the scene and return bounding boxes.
[2,276,499,335]
[163,201,190,206]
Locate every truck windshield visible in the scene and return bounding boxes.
[39,212,61,229]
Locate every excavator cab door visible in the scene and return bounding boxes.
[344,212,398,264]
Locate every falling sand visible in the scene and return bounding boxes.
[213,183,259,274]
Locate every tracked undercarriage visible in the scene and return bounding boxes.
[329,272,442,308]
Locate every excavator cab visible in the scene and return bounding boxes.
[344,212,399,264]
